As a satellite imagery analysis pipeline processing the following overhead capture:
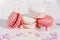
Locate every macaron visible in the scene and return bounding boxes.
[29,9,46,18]
[7,12,23,28]
[23,16,35,29]
[36,15,54,30]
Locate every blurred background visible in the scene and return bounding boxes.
[0,0,60,19]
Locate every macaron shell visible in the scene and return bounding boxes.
[29,9,46,18]
[13,13,23,28]
[44,15,54,27]
[23,23,35,29]
[23,16,35,25]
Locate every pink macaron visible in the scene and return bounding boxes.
[36,15,54,30]
[7,12,23,28]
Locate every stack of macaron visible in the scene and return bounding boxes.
[7,10,54,30]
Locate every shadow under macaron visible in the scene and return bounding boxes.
[0,19,8,29]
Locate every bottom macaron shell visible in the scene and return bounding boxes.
[23,23,35,29]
